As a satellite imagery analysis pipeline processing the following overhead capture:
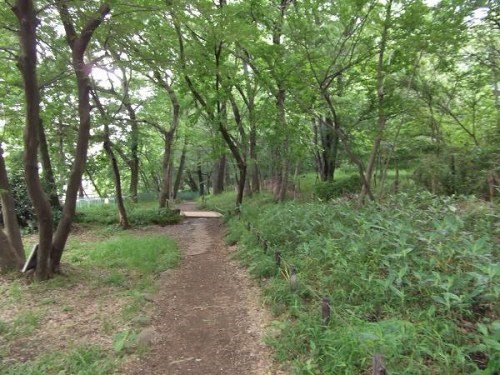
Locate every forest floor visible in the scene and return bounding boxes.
[0,202,283,374]
[122,202,281,374]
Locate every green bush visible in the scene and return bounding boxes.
[177,190,199,200]
[199,191,238,213]
[314,174,361,200]
[414,147,500,198]
[128,207,180,226]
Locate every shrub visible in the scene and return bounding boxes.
[413,147,500,198]
[314,174,361,200]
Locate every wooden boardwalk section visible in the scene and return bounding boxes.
[181,211,222,218]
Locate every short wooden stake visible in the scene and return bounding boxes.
[321,296,331,326]
[290,265,298,292]
[372,353,387,375]
[274,251,281,267]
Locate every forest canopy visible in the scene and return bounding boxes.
[0,0,498,279]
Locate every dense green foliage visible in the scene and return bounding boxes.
[314,175,362,201]
[206,192,500,373]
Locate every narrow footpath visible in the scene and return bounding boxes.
[123,202,279,374]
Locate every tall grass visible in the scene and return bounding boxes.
[224,192,499,374]
[82,235,180,276]
[1,232,180,374]
[2,345,115,375]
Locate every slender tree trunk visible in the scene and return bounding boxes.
[221,97,246,206]
[78,184,84,198]
[173,140,187,199]
[91,88,129,229]
[154,71,181,208]
[197,161,205,196]
[159,132,175,207]
[126,105,139,203]
[186,171,199,192]
[360,0,392,203]
[103,140,129,228]
[318,117,339,182]
[85,168,102,198]
[276,86,289,201]
[13,0,53,280]
[313,118,325,180]
[0,144,24,271]
[249,121,260,193]
[237,62,260,194]
[272,1,291,202]
[213,155,226,195]
[52,2,111,272]
[38,119,61,210]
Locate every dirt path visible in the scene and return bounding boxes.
[123,203,279,374]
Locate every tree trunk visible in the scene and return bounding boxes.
[213,155,226,195]
[38,119,61,210]
[13,0,53,280]
[85,168,102,198]
[237,61,260,194]
[360,0,392,203]
[313,118,325,180]
[91,87,129,229]
[154,71,181,208]
[159,132,175,208]
[197,161,205,196]
[126,104,139,203]
[104,140,129,228]
[318,117,340,182]
[0,144,24,271]
[249,121,260,194]
[52,2,111,272]
[0,229,22,273]
[276,86,289,202]
[186,171,199,192]
[173,140,187,199]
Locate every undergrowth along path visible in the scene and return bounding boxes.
[123,202,278,374]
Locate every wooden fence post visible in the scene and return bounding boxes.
[372,353,387,375]
[321,296,330,326]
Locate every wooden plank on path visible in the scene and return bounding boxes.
[181,211,222,218]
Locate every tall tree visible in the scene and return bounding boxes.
[12,0,54,280]
[51,1,110,272]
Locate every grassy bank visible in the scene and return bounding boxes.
[74,202,181,227]
[0,230,180,374]
[204,192,499,374]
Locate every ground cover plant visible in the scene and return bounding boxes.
[206,192,500,374]
[0,229,180,374]
[74,202,181,227]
